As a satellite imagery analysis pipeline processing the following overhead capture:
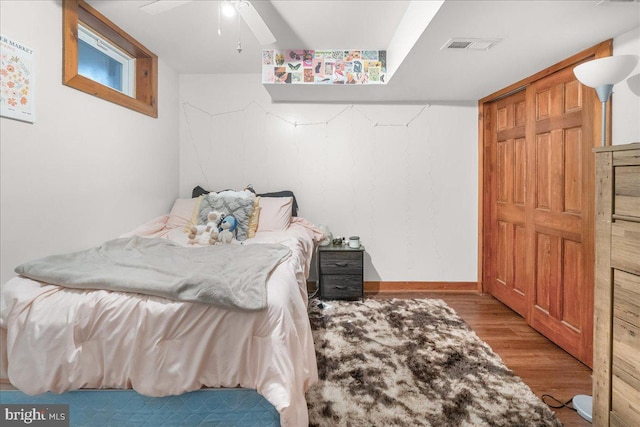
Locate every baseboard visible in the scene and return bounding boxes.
[364,281,478,294]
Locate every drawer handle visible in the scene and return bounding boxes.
[335,285,347,290]
[334,262,349,267]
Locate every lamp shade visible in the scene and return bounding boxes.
[573,55,639,88]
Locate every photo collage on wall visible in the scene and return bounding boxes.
[262,49,386,85]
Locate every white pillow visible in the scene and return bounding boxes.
[257,197,293,232]
[166,198,200,230]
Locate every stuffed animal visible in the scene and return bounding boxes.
[188,211,225,245]
[217,215,238,244]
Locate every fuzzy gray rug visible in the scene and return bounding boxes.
[306,298,561,427]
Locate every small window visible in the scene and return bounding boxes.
[63,0,158,118]
[78,24,135,96]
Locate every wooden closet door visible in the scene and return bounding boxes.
[484,90,528,317]
[526,66,594,366]
[483,64,596,367]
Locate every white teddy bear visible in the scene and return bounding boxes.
[188,211,225,245]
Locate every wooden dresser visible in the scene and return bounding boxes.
[593,143,640,427]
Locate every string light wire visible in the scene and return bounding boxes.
[182,101,431,128]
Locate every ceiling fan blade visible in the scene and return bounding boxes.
[238,1,276,45]
[140,0,192,15]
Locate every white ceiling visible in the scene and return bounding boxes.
[87,0,640,102]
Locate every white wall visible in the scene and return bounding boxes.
[180,74,478,282]
[613,26,640,145]
[0,0,180,285]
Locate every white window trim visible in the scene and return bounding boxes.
[78,24,136,97]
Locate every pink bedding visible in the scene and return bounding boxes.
[0,217,322,427]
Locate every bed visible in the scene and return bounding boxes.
[0,190,321,427]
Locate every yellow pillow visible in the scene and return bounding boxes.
[247,196,261,238]
[185,195,204,232]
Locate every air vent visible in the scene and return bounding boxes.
[447,41,472,49]
[441,38,501,51]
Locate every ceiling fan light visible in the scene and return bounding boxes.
[573,55,639,88]
[221,1,236,18]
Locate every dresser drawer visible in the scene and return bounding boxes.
[612,317,640,382]
[609,411,626,427]
[613,148,640,166]
[614,270,640,328]
[611,220,640,275]
[614,166,640,218]
[320,275,362,300]
[611,371,640,426]
[320,252,363,275]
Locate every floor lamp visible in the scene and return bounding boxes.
[570,54,639,423]
[574,55,639,147]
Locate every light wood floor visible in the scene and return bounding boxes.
[368,292,592,427]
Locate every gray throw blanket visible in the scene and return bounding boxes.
[15,237,291,311]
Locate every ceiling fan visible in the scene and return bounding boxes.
[140,0,276,46]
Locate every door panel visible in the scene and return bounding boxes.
[513,225,527,294]
[498,140,513,203]
[536,133,552,210]
[497,221,508,283]
[564,80,582,112]
[535,232,553,313]
[562,239,583,330]
[537,89,551,120]
[514,138,526,205]
[564,127,583,213]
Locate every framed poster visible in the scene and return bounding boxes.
[1,34,35,123]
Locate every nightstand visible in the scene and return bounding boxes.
[317,244,364,300]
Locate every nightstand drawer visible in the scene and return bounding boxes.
[321,275,362,299]
[320,252,363,275]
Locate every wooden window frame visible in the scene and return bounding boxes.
[63,0,158,118]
